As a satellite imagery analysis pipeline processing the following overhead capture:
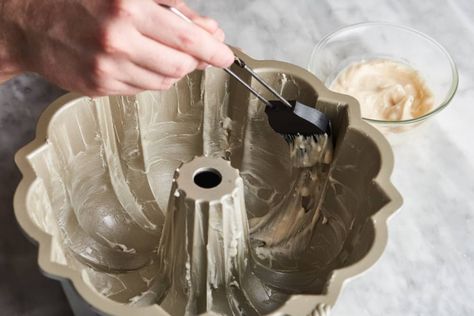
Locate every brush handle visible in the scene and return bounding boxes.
[163,5,192,21]
[222,68,273,107]
[163,5,292,109]
[232,57,294,109]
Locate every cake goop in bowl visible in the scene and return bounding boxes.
[330,59,434,121]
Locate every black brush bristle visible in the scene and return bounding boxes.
[265,100,330,139]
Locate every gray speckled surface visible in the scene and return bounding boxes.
[0,75,69,315]
[1,0,474,315]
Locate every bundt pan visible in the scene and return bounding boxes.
[14,50,402,316]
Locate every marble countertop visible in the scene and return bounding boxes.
[1,0,473,315]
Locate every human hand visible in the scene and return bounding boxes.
[0,0,234,95]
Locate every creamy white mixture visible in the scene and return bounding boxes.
[289,134,333,168]
[330,59,434,121]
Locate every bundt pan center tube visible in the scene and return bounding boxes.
[13,49,402,315]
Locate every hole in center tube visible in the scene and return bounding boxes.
[193,168,222,189]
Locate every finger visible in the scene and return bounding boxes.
[116,79,174,95]
[135,4,234,68]
[192,16,219,34]
[115,60,178,91]
[125,31,198,78]
[197,62,209,70]
[194,27,228,66]
[213,28,225,42]
[86,79,144,96]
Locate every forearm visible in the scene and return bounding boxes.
[0,0,27,82]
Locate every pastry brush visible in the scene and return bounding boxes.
[165,5,332,167]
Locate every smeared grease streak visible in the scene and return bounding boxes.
[32,70,345,315]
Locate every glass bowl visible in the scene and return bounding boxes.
[308,22,458,141]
